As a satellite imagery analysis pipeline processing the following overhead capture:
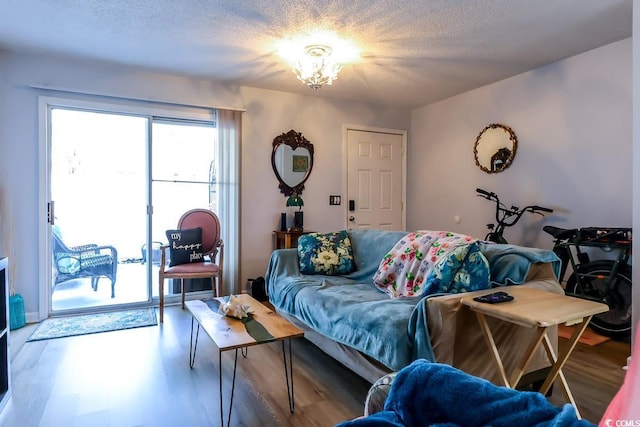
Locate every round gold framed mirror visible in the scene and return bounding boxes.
[474,124,518,174]
[271,129,314,196]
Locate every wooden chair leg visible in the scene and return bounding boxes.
[159,275,164,323]
[181,278,186,309]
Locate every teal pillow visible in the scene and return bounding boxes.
[427,242,491,294]
[298,231,355,275]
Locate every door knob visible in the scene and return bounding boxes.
[349,216,355,222]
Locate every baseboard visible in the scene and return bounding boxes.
[25,312,40,324]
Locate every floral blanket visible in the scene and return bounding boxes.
[373,231,491,298]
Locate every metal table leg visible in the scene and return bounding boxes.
[189,317,200,369]
[192,332,296,425]
[282,340,295,413]
[220,348,239,427]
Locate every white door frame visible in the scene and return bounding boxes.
[37,97,52,321]
[342,124,407,231]
[37,96,155,319]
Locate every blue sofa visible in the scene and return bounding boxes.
[266,228,563,383]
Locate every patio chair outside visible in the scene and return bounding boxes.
[52,225,119,298]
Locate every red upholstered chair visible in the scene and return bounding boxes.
[158,209,223,323]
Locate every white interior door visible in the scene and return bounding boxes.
[346,128,405,230]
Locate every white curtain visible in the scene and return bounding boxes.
[217,109,242,295]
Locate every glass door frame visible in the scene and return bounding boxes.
[38,94,217,318]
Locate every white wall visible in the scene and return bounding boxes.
[0,51,411,319]
[409,38,632,249]
[410,37,636,339]
[239,88,411,287]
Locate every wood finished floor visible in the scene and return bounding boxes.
[0,305,631,427]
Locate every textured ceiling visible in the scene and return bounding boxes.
[0,0,632,108]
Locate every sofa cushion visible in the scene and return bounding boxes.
[271,278,433,372]
[298,230,355,275]
[345,229,410,282]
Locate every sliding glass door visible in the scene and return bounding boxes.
[150,120,218,298]
[50,109,148,312]
[48,104,219,315]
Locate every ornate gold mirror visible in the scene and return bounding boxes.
[271,129,314,196]
[474,124,518,174]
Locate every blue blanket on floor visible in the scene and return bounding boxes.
[336,360,595,427]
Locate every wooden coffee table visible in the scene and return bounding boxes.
[461,286,608,419]
[185,294,304,427]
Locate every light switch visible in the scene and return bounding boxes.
[329,195,341,205]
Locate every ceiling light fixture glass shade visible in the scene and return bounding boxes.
[293,45,342,90]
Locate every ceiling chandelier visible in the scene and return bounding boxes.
[292,45,342,90]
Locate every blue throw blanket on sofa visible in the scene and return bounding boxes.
[266,229,562,373]
[478,242,561,285]
[336,360,594,427]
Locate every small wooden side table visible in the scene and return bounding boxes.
[273,230,314,249]
[461,286,608,419]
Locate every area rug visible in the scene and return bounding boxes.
[27,308,157,342]
[558,324,611,346]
